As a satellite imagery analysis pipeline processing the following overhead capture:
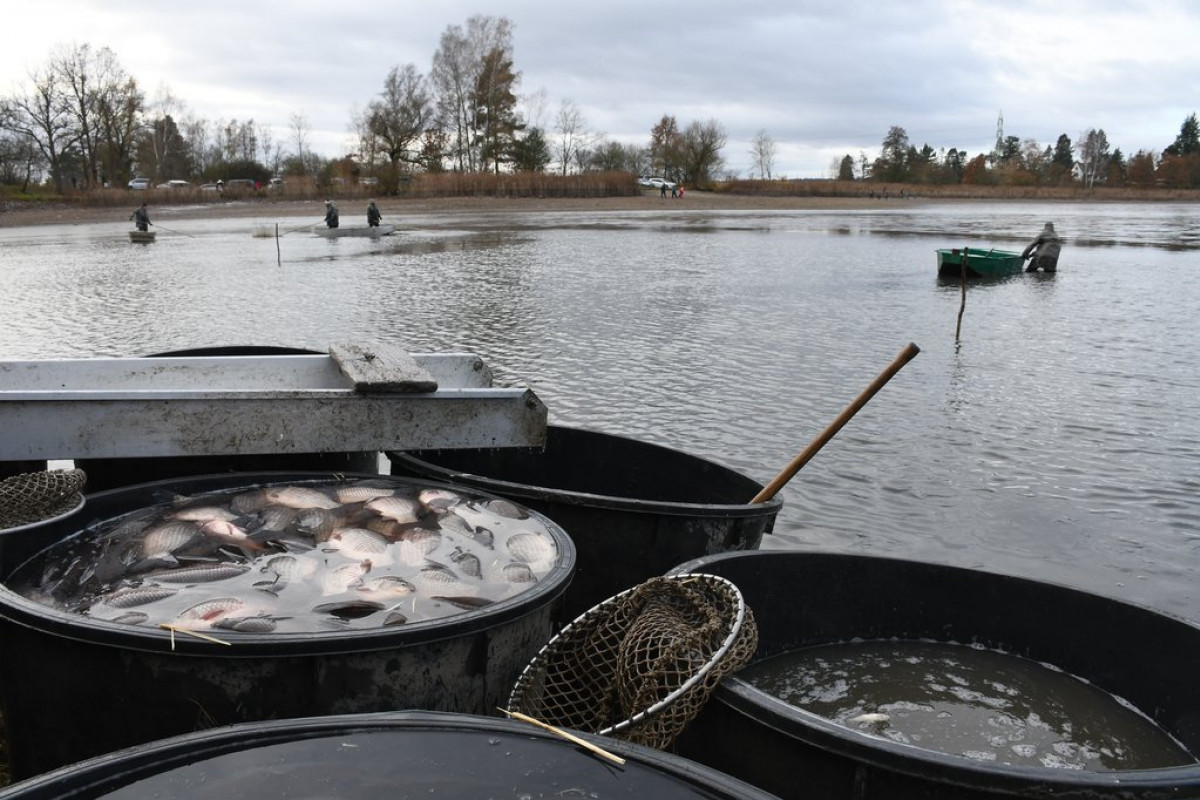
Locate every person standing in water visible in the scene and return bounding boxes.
[366,199,381,227]
[1022,222,1062,272]
[130,202,151,232]
[324,200,339,229]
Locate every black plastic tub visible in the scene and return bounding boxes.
[0,472,575,781]
[666,551,1200,799]
[0,711,781,799]
[76,346,378,492]
[388,425,782,622]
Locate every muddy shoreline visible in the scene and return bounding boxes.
[1,193,928,228]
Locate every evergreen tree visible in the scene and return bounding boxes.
[1052,134,1074,168]
[1164,113,1199,156]
[510,126,551,172]
[837,154,855,181]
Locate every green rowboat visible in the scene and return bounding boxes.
[936,247,1025,278]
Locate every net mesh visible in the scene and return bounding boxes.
[507,573,757,750]
[0,469,87,530]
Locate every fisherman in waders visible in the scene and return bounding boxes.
[130,203,151,232]
[324,200,339,229]
[366,199,381,227]
[1022,221,1062,272]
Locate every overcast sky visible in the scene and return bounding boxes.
[3,0,1197,178]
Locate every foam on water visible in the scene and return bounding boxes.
[740,639,1195,772]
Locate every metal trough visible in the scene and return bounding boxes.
[0,342,547,463]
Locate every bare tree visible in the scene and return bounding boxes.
[142,85,185,180]
[55,43,123,188]
[0,62,80,191]
[365,65,432,169]
[290,112,311,174]
[553,98,593,175]
[678,118,726,185]
[430,14,514,171]
[1077,128,1111,188]
[749,128,776,180]
[649,114,681,178]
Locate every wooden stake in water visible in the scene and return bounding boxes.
[276,223,281,266]
[956,247,968,340]
[750,342,920,504]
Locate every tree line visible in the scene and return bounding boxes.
[0,16,728,196]
[3,18,1198,195]
[831,114,1200,190]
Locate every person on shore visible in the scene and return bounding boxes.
[324,200,339,229]
[130,202,151,232]
[1022,221,1062,272]
[659,182,667,199]
[366,199,381,227]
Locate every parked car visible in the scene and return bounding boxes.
[199,183,221,192]
[637,175,676,190]
[358,176,380,186]
[226,178,256,189]
[128,177,151,190]
[157,180,190,189]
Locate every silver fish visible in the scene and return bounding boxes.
[418,561,460,584]
[255,505,299,532]
[176,596,244,624]
[502,562,537,583]
[230,489,273,515]
[320,561,372,595]
[336,485,396,503]
[212,615,279,633]
[169,505,238,523]
[470,526,495,550]
[200,519,262,550]
[506,531,556,565]
[482,498,527,519]
[438,512,475,538]
[101,586,179,608]
[431,595,494,610]
[141,521,202,559]
[150,563,251,583]
[396,528,442,565]
[328,527,390,556]
[448,546,482,579]
[366,495,421,523]
[356,575,417,597]
[265,486,340,510]
[260,554,317,584]
[294,507,340,541]
[418,488,460,513]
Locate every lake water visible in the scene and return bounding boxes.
[2,199,1198,624]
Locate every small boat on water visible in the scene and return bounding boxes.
[313,225,395,238]
[128,230,156,244]
[936,246,1024,278]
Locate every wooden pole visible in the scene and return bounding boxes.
[275,223,281,266]
[750,342,921,504]
[955,247,968,340]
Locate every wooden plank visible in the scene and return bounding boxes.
[329,343,438,394]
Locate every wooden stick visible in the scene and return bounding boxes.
[500,709,626,766]
[956,247,968,340]
[158,624,233,649]
[750,342,921,503]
